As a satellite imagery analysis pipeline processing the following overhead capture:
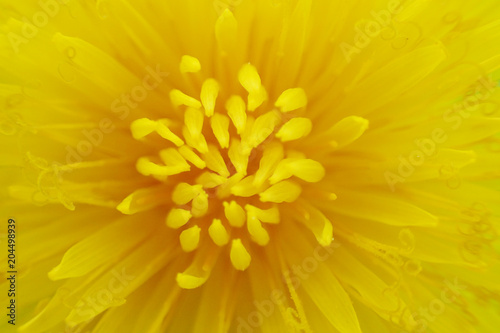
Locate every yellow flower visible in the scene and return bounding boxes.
[1,0,500,332]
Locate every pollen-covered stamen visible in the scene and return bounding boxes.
[123,57,329,280]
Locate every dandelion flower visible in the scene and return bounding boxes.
[1,0,500,332]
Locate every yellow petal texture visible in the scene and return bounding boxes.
[1,0,500,332]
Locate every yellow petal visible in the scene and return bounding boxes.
[215,8,237,54]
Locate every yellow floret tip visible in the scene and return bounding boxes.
[179,225,201,252]
[180,55,201,73]
[260,180,302,203]
[276,117,312,142]
[176,272,208,290]
[166,208,192,229]
[170,89,202,108]
[238,63,262,93]
[230,239,251,271]
[208,218,230,246]
[328,116,369,149]
[223,201,246,227]
[275,88,308,112]
[201,78,220,117]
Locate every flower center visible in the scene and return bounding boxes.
[118,55,330,287]
[113,10,371,289]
